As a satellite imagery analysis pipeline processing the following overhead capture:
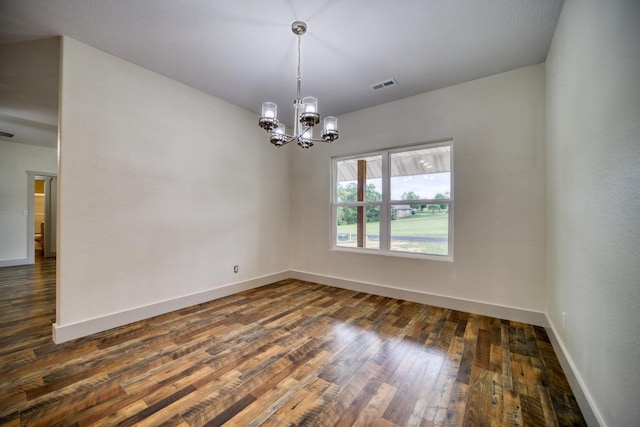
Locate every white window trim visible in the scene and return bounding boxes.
[331,139,453,261]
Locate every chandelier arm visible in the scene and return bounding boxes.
[271,131,296,139]
[307,137,333,144]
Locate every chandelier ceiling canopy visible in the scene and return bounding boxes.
[258,21,339,149]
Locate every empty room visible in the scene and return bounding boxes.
[0,1,638,426]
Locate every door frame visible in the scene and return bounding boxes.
[27,171,57,263]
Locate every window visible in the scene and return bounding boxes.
[332,140,453,260]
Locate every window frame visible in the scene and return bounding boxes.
[331,139,453,261]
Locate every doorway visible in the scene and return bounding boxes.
[34,179,45,257]
[27,172,57,262]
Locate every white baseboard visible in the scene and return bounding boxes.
[0,257,32,267]
[51,270,547,344]
[545,316,604,427]
[51,270,546,343]
[290,270,548,326]
[289,270,601,425]
[52,270,291,344]
[50,269,601,425]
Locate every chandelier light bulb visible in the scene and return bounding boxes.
[302,97,317,113]
[262,102,277,119]
[302,127,312,140]
[298,127,314,149]
[321,116,339,142]
[300,96,320,126]
[270,123,287,147]
[324,116,337,131]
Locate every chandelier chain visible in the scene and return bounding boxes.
[296,34,302,101]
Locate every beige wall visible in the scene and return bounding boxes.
[546,1,640,425]
[290,64,547,313]
[56,37,291,334]
[0,141,57,264]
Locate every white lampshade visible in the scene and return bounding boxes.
[274,123,285,134]
[324,116,337,131]
[301,97,317,113]
[262,102,277,119]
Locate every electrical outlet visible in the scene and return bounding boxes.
[562,311,566,329]
[233,265,239,274]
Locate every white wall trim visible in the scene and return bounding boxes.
[290,270,547,326]
[48,268,601,425]
[52,270,290,344]
[0,258,32,268]
[545,316,605,427]
[51,269,547,344]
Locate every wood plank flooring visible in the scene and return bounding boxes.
[0,257,586,426]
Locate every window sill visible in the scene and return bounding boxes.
[330,246,453,262]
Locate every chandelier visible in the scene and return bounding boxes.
[258,21,339,149]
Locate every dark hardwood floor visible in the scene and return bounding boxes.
[0,257,585,426]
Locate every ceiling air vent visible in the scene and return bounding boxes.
[371,78,398,90]
[0,131,14,138]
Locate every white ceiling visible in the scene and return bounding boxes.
[0,37,59,148]
[0,0,564,148]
